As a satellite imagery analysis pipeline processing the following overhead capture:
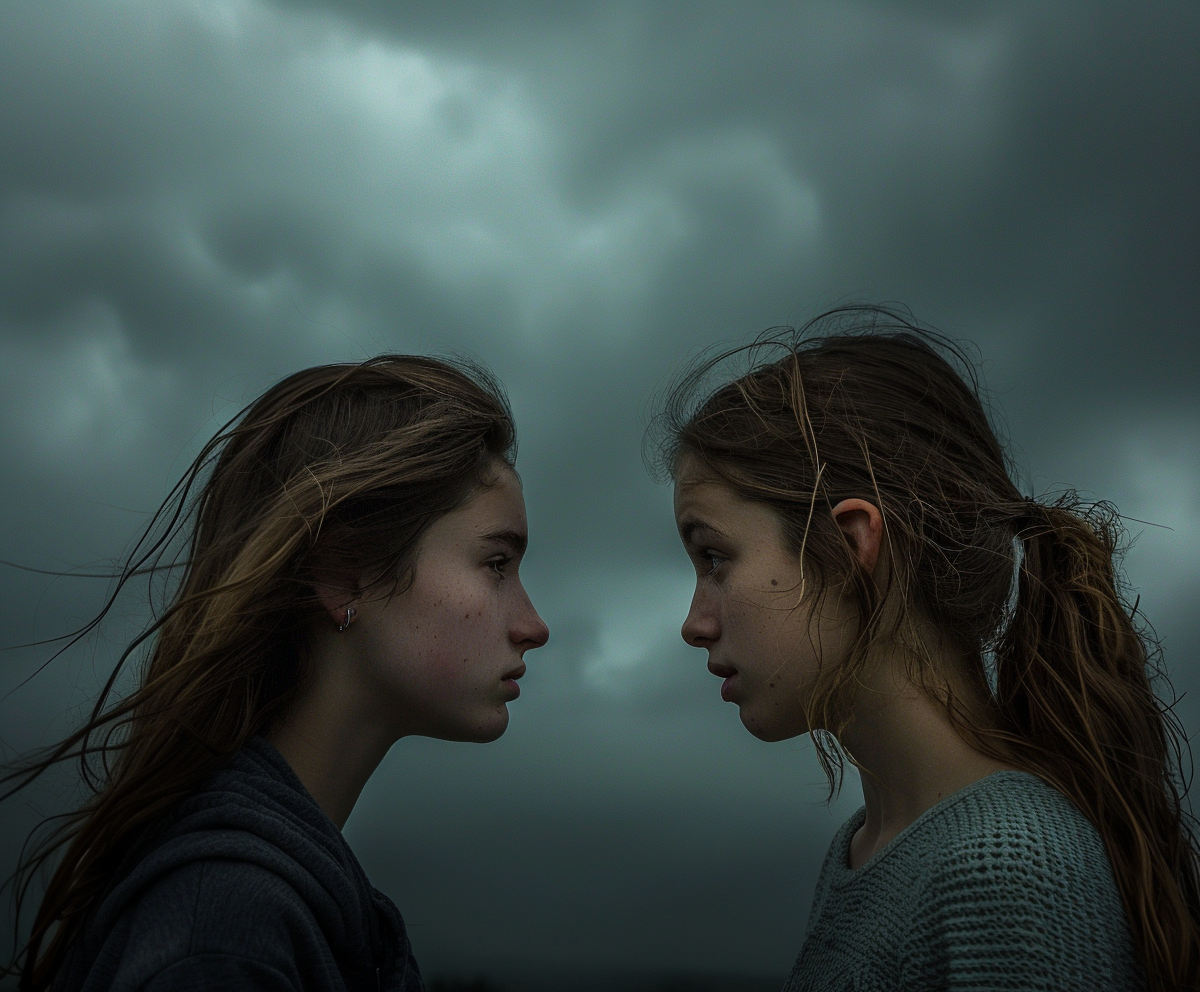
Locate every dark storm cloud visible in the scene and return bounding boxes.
[2,0,1198,979]
[264,1,1199,380]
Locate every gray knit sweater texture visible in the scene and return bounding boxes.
[782,771,1145,991]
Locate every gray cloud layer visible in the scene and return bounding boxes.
[2,0,1198,980]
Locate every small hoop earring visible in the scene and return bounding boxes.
[337,606,356,632]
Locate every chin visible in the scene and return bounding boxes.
[471,722,508,744]
[441,707,510,744]
[740,709,805,743]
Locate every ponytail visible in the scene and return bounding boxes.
[989,498,1200,991]
[657,309,1200,991]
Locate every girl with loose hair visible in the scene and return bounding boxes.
[3,355,549,990]
[658,305,1199,991]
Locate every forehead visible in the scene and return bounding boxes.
[673,475,742,524]
[430,462,527,539]
[672,455,786,540]
[674,456,718,500]
[467,463,526,523]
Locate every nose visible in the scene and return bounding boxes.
[681,587,719,648]
[512,583,550,652]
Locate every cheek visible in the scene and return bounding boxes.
[724,597,773,647]
[407,581,502,673]
[732,600,816,677]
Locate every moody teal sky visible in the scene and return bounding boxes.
[1,1,1198,983]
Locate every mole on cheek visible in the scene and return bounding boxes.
[771,579,778,586]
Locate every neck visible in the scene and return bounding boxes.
[268,636,397,830]
[840,654,1013,870]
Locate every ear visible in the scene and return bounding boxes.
[311,580,359,628]
[830,498,883,575]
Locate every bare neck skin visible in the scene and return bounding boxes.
[269,626,396,830]
[840,646,1013,870]
[811,497,1014,869]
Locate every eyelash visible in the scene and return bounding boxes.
[488,555,513,579]
[698,551,726,575]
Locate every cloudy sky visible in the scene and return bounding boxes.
[1,0,1198,985]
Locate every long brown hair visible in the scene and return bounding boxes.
[654,304,1200,991]
[3,354,517,990]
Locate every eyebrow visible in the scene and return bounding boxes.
[481,529,528,556]
[677,518,727,546]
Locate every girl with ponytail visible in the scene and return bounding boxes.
[3,355,549,990]
[658,305,1199,991]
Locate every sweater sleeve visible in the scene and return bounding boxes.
[899,827,1146,992]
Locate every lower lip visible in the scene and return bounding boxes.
[502,679,521,699]
[720,675,737,702]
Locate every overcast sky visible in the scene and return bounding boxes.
[1,0,1198,984]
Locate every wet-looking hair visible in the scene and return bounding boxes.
[3,355,516,990]
[653,304,1200,991]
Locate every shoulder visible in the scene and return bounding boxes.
[59,743,368,992]
[144,858,324,949]
[93,860,335,992]
[922,771,1119,903]
[904,772,1144,989]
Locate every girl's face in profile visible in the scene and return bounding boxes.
[349,461,549,743]
[673,454,854,741]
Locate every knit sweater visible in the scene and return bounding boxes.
[782,771,1144,992]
